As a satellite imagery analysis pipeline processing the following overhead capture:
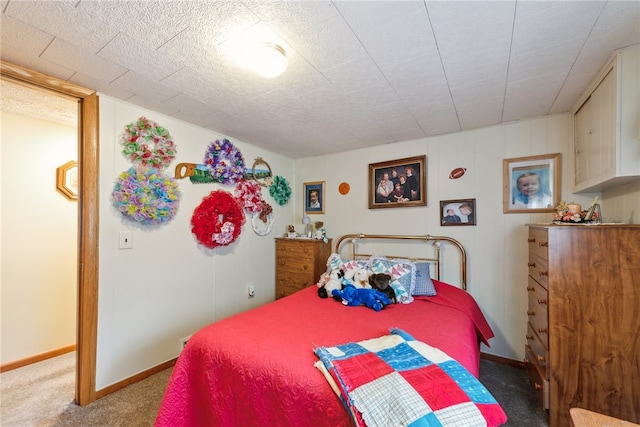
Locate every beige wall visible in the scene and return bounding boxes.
[294,113,636,361]
[1,111,78,364]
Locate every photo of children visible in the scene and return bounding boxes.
[440,199,476,226]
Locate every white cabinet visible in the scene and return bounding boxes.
[572,44,639,193]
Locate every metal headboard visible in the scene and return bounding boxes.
[334,233,467,291]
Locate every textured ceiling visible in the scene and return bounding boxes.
[1,1,639,158]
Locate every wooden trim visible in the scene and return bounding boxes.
[96,359,176,399]
[1,60,100,407]
[0,345,76,373]
[481,352,526,369]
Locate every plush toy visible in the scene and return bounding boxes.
[317,268,345,298]
[331,284,392,312]
[369,273,396,303]
[343,268,372,289]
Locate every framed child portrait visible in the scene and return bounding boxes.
[368,155,426,209]
[304,181,325,214]
[503,153,560,213]
[440,199,476,226]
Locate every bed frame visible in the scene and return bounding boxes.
[334,233,467,290]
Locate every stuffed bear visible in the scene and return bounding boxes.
[369,273,397,303]
[343,268,372,289]
[317,268,345,298]
[331,284,392,312]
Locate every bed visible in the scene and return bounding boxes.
[155,234,506,426]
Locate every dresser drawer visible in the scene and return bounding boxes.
[526,322,548,379]
[276,255,315,274]
[524,345,550,410]
[276,272,316,297]
[527,254,548,290]
[276,240,316,263]
[528,228,549,261]
[527,277,549,347]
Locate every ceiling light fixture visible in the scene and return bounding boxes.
[252,43,288,78]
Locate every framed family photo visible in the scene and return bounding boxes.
[368,155,426,209]
[303,181,325,214]
[440,199,476,226]
[503,153,560,213]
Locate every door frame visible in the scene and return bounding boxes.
[1,61,99,406]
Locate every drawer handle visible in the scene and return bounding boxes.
[534,382,542,391]
[303,264,309,270]
[539,271,548,276]
[536,355,546,363]
[538,299,547,305]
[538,327,548,334]
[538,242,548,247]
[527,310,535,316]
[528,238,536,243]
[526,334,533,340]
[528,262,536,267]
[527,286,535,292]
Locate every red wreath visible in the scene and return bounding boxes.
[191,189,245,249]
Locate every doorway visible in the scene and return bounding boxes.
[1,61,100,406]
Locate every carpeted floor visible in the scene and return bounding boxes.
[1,352,547,426]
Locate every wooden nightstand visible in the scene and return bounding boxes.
[275,238,332,299]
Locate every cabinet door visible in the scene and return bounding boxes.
[574,68,616,189]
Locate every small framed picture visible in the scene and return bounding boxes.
[440,199,476,226]
[368,155,426,209]
[503,153,561,213]
[304,181,325,214]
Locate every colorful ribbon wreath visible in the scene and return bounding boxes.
[203,138,246,185]
[234,180,264,214]
[112,166,182,225]
[191,189,245,249]
[269,175,291,206]
[120,117,177,169]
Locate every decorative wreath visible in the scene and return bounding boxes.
[203,139,246,185]
[234,180,263,214]
[112,166,182,225]
[191,189,245,249]
[252,211,274,236]
[269,175,291,206]
[121,117,176,169]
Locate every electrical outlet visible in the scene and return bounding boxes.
[179,335,191,352]
[248,285,255,298]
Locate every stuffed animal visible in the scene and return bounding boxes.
[317,268,345,298]
[343,268,372,289]
[369,273,397,303]
[331,284,392,312]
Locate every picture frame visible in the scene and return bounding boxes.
[56,160,78,201]
[503,153,560,213]
[304,181,325,214]
[440,199,476,226]
[368,155,426,209]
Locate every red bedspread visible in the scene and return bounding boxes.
[155,281,494,427]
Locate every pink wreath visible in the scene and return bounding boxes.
[191,190,245,249]
[234,180,264,214]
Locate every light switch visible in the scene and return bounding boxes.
[119,231,133,249]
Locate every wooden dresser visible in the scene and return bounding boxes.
[525,224,640,427]
[275,238,332,299]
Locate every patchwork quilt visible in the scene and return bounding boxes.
[314,328,507,427]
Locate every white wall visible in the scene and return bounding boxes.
[96,96,295,389]
[1,112,77,363]
[295,113,607,361]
